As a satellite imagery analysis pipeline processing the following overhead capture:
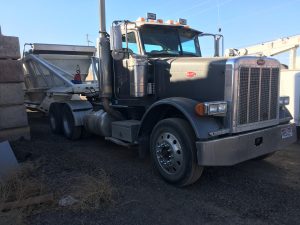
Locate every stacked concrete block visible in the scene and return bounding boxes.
[0,29,30,141]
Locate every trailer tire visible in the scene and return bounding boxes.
[62,105,82,140]
[49,104,63,134]
[150,118,203,187]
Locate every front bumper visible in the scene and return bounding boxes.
[196,123,297,166]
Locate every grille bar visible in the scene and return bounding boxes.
[270,68,279,119]
[238,66,279,126]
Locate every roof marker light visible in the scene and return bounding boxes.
[166,20,174,25]
[137,17,145,22]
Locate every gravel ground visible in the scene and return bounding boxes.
[8,112,300,225]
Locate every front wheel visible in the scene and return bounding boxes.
[150,118,203,186]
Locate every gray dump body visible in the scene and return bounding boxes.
[22,43,99,112]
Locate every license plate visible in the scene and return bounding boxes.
[281,127,293,139]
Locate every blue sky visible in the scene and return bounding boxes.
[1,0,299,63]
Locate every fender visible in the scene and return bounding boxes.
[61,100,93,126]
[138,97,222,140]
[279,105,293,124]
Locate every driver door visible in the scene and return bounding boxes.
[113,31,139,99]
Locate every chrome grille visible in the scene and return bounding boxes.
[237,66,279,126]
[248,68,260,123]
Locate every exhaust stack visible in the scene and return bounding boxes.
[98,0,112,98]
[99,0,106,35]
[98,0,123,120]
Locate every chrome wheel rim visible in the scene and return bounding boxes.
[155,132,183,174]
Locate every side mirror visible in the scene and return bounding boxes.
[214,34,224,57]
[199,33,224,57]
[110,25,125,60]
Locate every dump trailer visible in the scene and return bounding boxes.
[22,43,98,112]
[23,0,297,186]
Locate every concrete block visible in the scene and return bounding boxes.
[0,126,30,142]
[0,83,25,106]
[0,60,24,83]
[0,35,20,59]
[0,105,28,130]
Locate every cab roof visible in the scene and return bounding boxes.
[123,20,203,35]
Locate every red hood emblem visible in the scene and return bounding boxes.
[186,71,197,78]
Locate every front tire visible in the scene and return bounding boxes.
[150,118,203,186]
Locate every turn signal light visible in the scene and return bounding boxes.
[195,103,205,116]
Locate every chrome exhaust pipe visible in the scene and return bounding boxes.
[98,0,112,98]
[98,0,123,120]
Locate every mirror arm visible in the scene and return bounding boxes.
[125,22,129,50]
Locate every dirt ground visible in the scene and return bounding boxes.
[5,111,300,225]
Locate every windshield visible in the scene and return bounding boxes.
[140,26,201,57]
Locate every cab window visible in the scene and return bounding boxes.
[181,38,197,55]
[122,32,139,54]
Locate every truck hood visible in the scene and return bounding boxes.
[151,57,228,102]
[166,57,227,81]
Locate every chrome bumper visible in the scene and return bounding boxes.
[196,123,297,166]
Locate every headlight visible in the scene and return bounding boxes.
[279,96,290,106]
[195,101,227,116]
[218,103,227,113]
[208,104,218,114]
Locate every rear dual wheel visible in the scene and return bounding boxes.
[61,105,82,140]
[49,104,63,134]
[49,103,82,140]
[150,118,203,186]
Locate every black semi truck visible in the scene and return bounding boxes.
[23,0,297,186]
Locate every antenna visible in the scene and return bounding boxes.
[86,34,93,46]
[217,0,221,33]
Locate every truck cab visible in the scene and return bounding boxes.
[109,18,225,107]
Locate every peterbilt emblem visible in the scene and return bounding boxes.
[186,71,197,78]
[257,59,265,66]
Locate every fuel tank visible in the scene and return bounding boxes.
[152,57,227,102]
